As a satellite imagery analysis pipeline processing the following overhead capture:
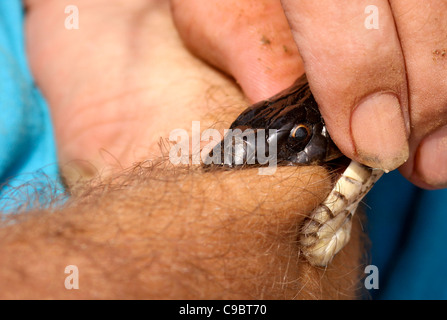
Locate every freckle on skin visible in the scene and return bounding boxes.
[260,35,271,45]
[431,49,447,62]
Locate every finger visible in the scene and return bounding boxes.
[281,0,410,171]
[389,0,447,189]
[170,0,304,101]
[412,126,447,189]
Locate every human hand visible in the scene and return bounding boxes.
[170,0,447,189]
[25,0,245,184]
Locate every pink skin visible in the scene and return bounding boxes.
[171,0,447,189]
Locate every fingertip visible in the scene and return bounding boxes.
[228,41,304,102]
[170,0,304,103]
[351,92,409,171]
[413,125,447,189]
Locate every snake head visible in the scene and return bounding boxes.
[205,74,342,167]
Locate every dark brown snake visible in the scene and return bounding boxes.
[204,74,384,266]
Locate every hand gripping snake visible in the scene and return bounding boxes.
[204,74,384,267]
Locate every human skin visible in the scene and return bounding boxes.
[0,165,365,299]
[170,0,447,189]
[0,0,366,299]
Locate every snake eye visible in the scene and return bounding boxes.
[290,124,311,141]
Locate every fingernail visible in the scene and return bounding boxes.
[351,93,409,171]
[415,125,447,188]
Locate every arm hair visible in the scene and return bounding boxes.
[0,161,366,299]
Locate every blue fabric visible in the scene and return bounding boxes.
[366,171,447,299]
[0,0,63,212]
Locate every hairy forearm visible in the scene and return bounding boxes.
[0,164,364,299]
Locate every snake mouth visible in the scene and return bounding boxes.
[202,126,347,172]
[202,132,350,182]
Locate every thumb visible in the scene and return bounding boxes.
[170,0,304,102]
